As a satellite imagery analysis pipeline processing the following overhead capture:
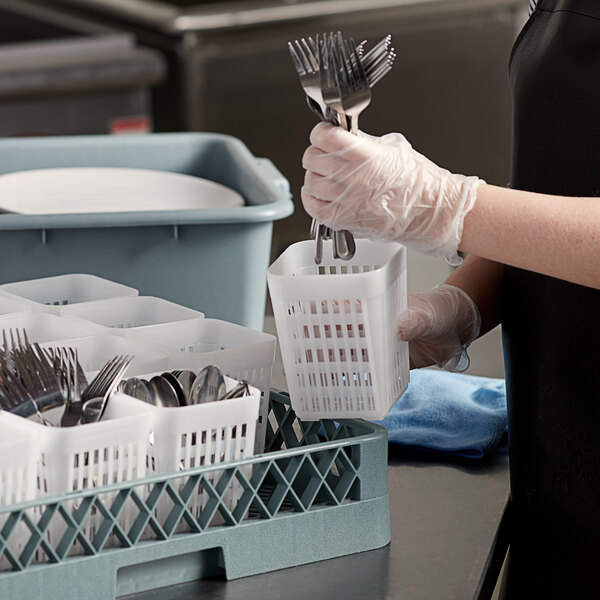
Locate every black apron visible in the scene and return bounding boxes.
[501,0,600,595]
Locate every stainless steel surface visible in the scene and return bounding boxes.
[31,0,523,34]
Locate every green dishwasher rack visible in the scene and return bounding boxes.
[0,390,390,599]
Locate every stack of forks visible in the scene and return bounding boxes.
[0,329,132,427]
[289,31,396,264]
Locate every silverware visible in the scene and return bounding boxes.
[336,37,371,135]
[80,355,133,424]
[119,377,153,404]
[289,31,396,265]
[174,370,196,405]
[189,365,226,405]
[9,332,64,426]
[218,380,250,401]
[147,375,180,408]
[160,371,187,406]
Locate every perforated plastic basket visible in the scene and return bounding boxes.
[2,394,150,558]
[59,296,204,330]
[268,239,409,421]
[0,412,40,571]
[123,372,260,527]
[0,274,138,314]
[125,318,275,453]
[0,391,390,597]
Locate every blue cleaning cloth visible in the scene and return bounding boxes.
[375,369,507,459]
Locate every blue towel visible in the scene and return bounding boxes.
[375,369,507,459]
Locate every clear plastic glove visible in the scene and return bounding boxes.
[301,122,484,265]
[397,284,481,372]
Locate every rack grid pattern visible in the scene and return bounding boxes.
[0,391,390,599]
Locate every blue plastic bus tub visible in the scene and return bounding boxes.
[0,390,390,599]
[0,133,293,331]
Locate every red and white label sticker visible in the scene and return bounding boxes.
[109,115,152,135]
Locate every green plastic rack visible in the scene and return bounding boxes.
[0,390,390,599]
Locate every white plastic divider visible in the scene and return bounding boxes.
[0,312,102,344]
[0,294,33,318]
[59,296,204,330]
[124,318,275,454]
[268,239,410,421]
[40,333,172,378]
[0,412,41,570]
[0,274,138,314]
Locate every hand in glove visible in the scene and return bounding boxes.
[302,122,484,265]
[397,284,481,372]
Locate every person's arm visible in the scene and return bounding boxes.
[301,123,600,290]
[460,184,600,289]
[445,254,504,336]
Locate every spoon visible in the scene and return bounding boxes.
[189,365,225,405]
[120,377,153,404]
[147,375,179,407]
[175,370,196,405]
[161,371,186,406]
[218,380,250,401]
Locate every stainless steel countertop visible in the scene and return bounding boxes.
[33,0,525,34]
[129,443,510,600]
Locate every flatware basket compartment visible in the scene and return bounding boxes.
[59,296,205,330]
[0,132,293,331]
[0,274,138,314]
[135,375,260,528]
[0,391,390,599]
[122,318,276,454]
[267,239,410,421]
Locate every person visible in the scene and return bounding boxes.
[300,0,600,596]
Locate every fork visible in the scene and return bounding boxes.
[80,355,133,424]
[289,38,333,123]
[362,35,396,87]
[8,332,65,426]
[81,354,133,404]
[48,347,88,427]
[0,361,46,422]
[319,33,347,130]
[336,37,372,135]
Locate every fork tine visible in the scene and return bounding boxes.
[293,39,312,74]
[300,38,318,72]
[288,41,306,76]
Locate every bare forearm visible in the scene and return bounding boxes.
[445,255,504,336]
[460,184,600,289]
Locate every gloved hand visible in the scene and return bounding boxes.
[301,122,484,265]
[397,284,481,372]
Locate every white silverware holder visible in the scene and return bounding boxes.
[0,274,271,564]
[268,239,410,421]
